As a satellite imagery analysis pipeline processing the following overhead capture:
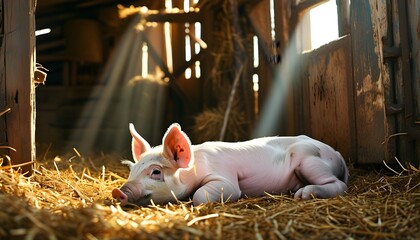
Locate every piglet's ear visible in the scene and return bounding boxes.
[162,123,192,168]
[129,123,151,162]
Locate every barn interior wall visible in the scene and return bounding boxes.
[32,0,419,164]
[299,35,355,162]
[290,0,419,164]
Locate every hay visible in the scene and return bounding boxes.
[0,154,419,240]
[193,104,248,142]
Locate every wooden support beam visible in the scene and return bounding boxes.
[0,1,6,147]
[3,0,36,174]
[336,0,350,36]
[146,12,201,23]
[350,1,386,164]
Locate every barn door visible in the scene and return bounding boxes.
[298,0,419,165]
[297,0,355,161]
[300,36,355,162]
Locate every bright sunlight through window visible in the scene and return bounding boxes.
[307,0,339,50]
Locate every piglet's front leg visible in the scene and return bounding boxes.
[192,179,241,205]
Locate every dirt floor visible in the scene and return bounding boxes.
[0,151,419,240]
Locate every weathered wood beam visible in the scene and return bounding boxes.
[350,1,386,164]
[4,0,36,174]
[397,0,420,163]
[146,11,201,23]
[336,0,350,36]
[0,1,6,147]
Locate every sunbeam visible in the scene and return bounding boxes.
[69,15,168,154]
[254,28,303,138]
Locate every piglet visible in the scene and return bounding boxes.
[112,123,348,206]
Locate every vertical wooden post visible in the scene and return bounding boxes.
[350,1,387,164]
[0,0,6,145]
[3,0,36,174]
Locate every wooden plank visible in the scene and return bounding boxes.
[200,5,215,108]
[350,1,386,164]
[398,0,420,164]
[146,11,201,23]
[0,0,6,146]
[4,0,36,174]
[336,0,350,36]
[407,0,420,122]
[301,35,355,161]
[407,0,420,164]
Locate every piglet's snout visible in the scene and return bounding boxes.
[112,188,128,206]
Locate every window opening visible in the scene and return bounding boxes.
[269,0,276,41]
[36,28,51,36]
[194,22,201,55]
[164,0,173,73]
[141,42,148,78]
[300,0,339,51]
[252,35,260,116]
[253,35,259,68]
[195,61,201,78]
[184,0,201,80]
[185,23,192,79]
[185,23,192,62]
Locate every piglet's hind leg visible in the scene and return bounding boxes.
[294,156,347,200]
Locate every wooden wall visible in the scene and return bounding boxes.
[300,36,355,161]
[350,0,419,164]
[296,0,419,164]
[407,0,420,162]
[17,0,419,166]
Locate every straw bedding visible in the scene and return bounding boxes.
[0,151,419,240]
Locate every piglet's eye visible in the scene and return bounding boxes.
[150,168,164,181]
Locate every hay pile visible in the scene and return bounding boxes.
[0,152,419,240]
[193,104,249,142]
